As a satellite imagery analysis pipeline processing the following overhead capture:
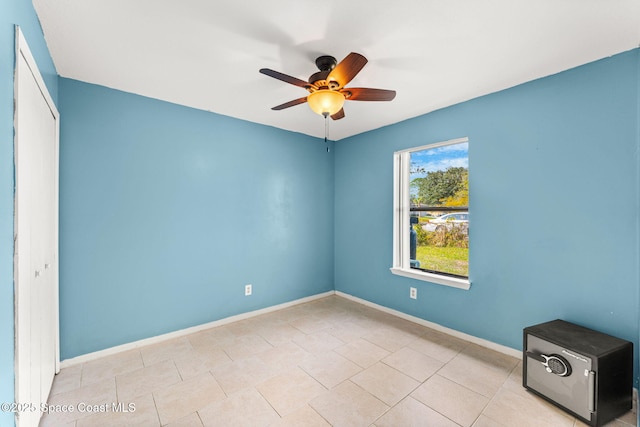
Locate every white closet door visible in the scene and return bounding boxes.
[14,27,60,427]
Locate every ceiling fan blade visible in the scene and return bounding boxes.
[271,97,308,110]
[331,108,345,120]
[260,68,312,89]
[328,52,368,88]
[342,87,396,101]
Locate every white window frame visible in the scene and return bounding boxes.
[390,137,471,290]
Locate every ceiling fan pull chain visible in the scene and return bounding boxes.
[323,112,330,153]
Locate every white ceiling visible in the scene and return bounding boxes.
[33,0,640,141]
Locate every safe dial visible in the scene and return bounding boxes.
[526,352,572,377]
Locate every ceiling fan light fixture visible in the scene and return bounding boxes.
[261,52,395,121]
[307,90,345,116]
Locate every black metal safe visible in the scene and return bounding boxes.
[523,319,633,427]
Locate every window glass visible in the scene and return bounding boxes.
[391,138,470,289]
[410,141,468,278]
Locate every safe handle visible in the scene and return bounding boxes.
[588,370,595,412]
[526,351,546,363]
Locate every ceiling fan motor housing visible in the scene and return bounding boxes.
[309,56,340,90]
[308,73,340,90]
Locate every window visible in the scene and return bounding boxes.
[391,138,470,290]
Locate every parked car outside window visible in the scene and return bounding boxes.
[422,213,469,232]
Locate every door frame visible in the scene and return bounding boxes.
[13,24,60,415]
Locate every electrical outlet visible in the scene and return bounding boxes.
[245,284,252,296]
[410,287,417,299]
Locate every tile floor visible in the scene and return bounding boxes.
[40,295,637,427]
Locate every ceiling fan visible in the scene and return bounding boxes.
[259,52,396,120]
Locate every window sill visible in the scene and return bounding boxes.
[390,267,471,290]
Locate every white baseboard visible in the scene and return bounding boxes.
[335,291,522,359]
[71,288,640,372]
[60,290,335,368]
[62,289,523,368]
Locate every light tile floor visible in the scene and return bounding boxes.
[40,296,637,427]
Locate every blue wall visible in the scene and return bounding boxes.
[0,1,58,425]
[58,79,335,359]
[334,49,640,385]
